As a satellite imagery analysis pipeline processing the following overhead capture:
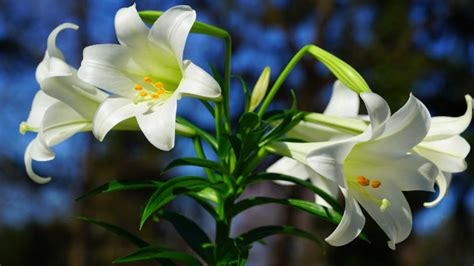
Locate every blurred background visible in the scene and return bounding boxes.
[0,0,473,265]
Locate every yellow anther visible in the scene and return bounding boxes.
[144,76,152,83]
[356,176,370,186]
[153,81,164,89]
[140,91,148,97]
[157,88,165,95]
[151,93,160,99]
[380,199,391,212]
[134,84,143,91]
[371,180,381,188]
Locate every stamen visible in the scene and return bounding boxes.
[356,176,370,186]
[157,88,165,95]
[380,199,391,212]
[140,91,148,97]
[134,84,143,91]
[371,180,381,188]
[153,82,164,89]
[151,93,160,99]
[144,77,152,83]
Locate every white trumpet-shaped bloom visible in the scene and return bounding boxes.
[21,23,107,183]
[285,81,472,208]
[77,4,221,151]
[270,92,438,249]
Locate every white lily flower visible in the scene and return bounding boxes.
[287,81,472,208]
[267,81,358,207]
[21,23,107,183]
[77,4,221,151]
[270,92,438,249]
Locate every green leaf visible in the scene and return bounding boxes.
[140,176,211,229]
[139,10,229,39]
[76,180,161,201]
[77,217,176,266]
[236,225,323,248]
[232,75,250,113]
[162,158,224,174]
[245,173,343,213]
[159,211,214,263]
[113,245,201,266]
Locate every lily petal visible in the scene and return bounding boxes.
[325,187,365,246]
[115,4,149,48]
[415,135,470,173]
[324,81,360,117]
[362,94,431,156]
[306,140,359,185]
[360,92,391,138]
[352,179,412,250]
[267,157,310,185]
[348,151,437,192]
[36,23,78,82]
[24,140,51,184]
[149,5,196,63]
[93,97,147,141]
[426,95,472,140]
[40,72,107,119]
[136,95,178,151]
[40,102,90,147]
[424,172,452,208]
[309,174,339,208]
[79,44,141,98]
[25,91,59,128]
[177,60,221,100]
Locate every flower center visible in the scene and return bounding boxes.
[350,175,391,212]
[133,76,171,104]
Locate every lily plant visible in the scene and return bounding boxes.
[19,4,472,265]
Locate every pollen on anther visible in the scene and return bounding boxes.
[144,77,152,83]
[140,91,148,97]
[371,180,381,188]
[356,176,370,186]
[153,82,164,89]
[157,88,165,95]
[134,84,143,91]
[151,93,160,99]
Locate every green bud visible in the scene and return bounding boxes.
[249,67,271,112]
[307,45,371,93]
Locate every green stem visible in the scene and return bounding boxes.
[257,45,312,117]
[176,116,218,149]
[193,137,216,182]
[223,35,232,133]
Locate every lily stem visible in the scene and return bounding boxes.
[257,45,312,117]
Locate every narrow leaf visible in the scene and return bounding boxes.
[113,246,201,266]
[77,216,175,266]
[159,211,214,263]
[76,180,161,201]
[140,176,210,229]
[162,158,224,174]
[237,225,323,248]
[245,173,343,213]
